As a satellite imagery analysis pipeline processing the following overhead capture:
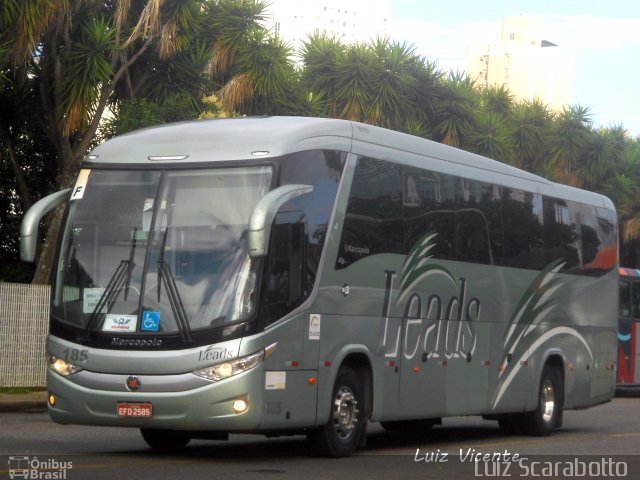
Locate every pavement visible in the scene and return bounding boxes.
[1,388,637,414]
[0,391,48,412]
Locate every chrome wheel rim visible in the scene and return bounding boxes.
[541,379,555,423]
[333,386,358,439]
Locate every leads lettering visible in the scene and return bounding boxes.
[381,270,480,360]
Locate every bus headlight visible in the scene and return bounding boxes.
[48,355,83,376]
[193,350,265,382]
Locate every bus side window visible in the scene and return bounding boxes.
[263,211,307,323]
[404,168,455,260]
[263,149,346,324]
[502,189,545,269]
[632,281,640,318]
[620,280,631,318]
[336,157,404,269]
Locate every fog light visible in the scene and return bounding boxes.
[232,399,248,413]
[48,394,56,407]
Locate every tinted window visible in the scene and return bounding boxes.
[543,197,579,270]
[280,149,346,287]
[581,205,617,272]
[263,150,346,322]
[337,157,404,269]
[633,281,640,318]
[404,168,456,259]
[620,279,631,317]
[455,178,502,264]
[335,156,615,276]
[502,188,545,269]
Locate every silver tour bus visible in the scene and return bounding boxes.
[21,117,618,456]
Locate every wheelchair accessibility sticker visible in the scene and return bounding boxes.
[141,311,160,332]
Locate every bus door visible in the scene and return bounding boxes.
[445,318,490,416]
[396,294,446,419]
[618,271,640,386]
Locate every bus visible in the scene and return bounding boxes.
[617,267,640,387]
[21,117,618,456]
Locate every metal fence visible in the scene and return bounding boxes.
[0,282,50,387]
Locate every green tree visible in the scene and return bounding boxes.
[433,71,478,148]
[0,68,54,282]
[0,0,271,283]
[466,111,514,163]
[548,105,593,187]
[218,31,297,114]
[401,57,444,138]
[300,32,345,117]
[510,99,551,173]
[366,38,418,129]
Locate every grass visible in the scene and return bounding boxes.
[0,387,46,394]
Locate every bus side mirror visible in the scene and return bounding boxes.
[248,184,313,258]
[20,189,72,262]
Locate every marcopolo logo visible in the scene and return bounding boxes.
[110,337,163,348]
[8,456,73,479]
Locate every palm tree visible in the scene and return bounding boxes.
[548,105,593,187]
[433,71,478,148]
[466,111,514,163]
[510,98,551,173]
[366,38,417,129]
[2,0,238,282]
[217,30,296,114]
[578,125,626,190]
[481,84,514,117]
[466,85,516,163]
[402,57,444,139]
[334,42,375,121]
[206,0,269,83]
[300,32,345,117]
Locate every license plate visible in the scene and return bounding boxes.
[117,402,153,417]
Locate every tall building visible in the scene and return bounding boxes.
[263,0,390,51]
[467,15,573,112]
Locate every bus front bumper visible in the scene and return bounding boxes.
[46,367,263,432]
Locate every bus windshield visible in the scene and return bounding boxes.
[53,166,273,338]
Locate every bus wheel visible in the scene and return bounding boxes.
[308,366,366,457]
[140,428,190,450]
[523,364,563,436]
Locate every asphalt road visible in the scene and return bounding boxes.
[1,395,639,480]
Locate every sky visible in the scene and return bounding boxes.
[381,0,640,136]
[268,0,640,136]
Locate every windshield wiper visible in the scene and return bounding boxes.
[124,227,137,300]
[84,259,131,340]
[157,227,193,344]
[84,229,137,340]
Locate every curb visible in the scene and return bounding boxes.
[0,393,48,413]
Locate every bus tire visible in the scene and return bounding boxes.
[308,366,366,457]
[140,428,190,450]
[523,364,563,436]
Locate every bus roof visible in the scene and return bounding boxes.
[85,116,613,210]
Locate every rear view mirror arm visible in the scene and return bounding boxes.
[20,189,72,262]
[248,184,313,258]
